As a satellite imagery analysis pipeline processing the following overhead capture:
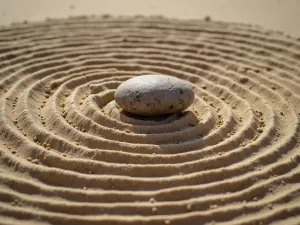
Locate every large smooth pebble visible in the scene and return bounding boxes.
[114,75,195,116]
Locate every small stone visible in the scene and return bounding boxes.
[210,204,218,209]
[239,77,249,84]
[32,159,39,164]
[64,91,70,97]
[149,197,156,203]
[45,89,51,95]
[204,16,211,22]
[186,203,193,211]
[114,75,194,116]
[27,157,32,162]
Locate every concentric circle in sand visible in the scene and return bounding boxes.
[0,16,300,225]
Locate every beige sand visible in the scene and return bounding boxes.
[0,15,300,225]
[1,0,300,37]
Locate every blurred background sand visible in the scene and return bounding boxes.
[0,0,299,37]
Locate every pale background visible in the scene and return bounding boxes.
[0,0,299,37]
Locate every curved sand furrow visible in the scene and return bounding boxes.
[0,16,300,225]
[4,59,268,158]
[2,40,298,106]
[3,21,298,73]
[0,185,299,221]
[1,52,298,179]
[2,22,300,81]
[0,127,299,192]
[1,38,299,99]
[0,199,300,225]
[1,174,300,216]
[2,17,299,52]
[0,53,298,171]
[15,63,223,153]
[1,161,300,204]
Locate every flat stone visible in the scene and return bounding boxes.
[114,75,195,116]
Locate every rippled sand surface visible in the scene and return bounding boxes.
[0,16,300,225]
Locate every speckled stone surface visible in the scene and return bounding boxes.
[114,75,195,116]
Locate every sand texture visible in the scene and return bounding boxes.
[0,15,300,225]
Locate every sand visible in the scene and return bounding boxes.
[1,0,300,37]
[0,15,300,225]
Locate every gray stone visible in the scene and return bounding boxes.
[114,75,195,116]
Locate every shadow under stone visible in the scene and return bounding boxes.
[121,110,174,122]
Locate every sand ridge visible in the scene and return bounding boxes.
[0,15,300,225]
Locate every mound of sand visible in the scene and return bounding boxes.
[0,15,299,225]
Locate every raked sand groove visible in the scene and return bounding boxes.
[0,15,300,225]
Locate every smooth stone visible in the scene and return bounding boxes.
[114,75,195,116]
